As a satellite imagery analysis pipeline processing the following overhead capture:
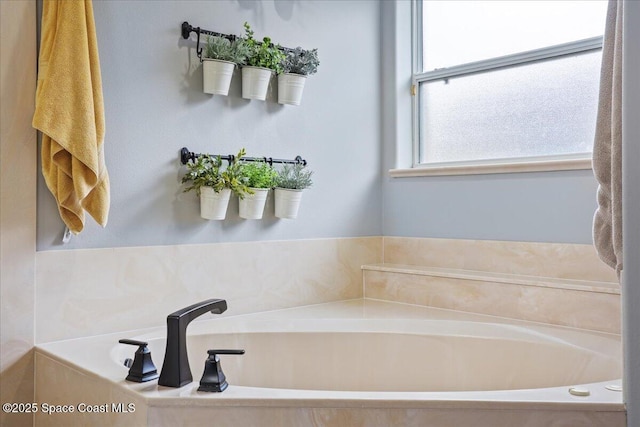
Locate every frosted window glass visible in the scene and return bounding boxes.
[418,51,601,164]
[422,1,607,71]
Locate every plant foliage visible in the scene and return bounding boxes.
[282,47,319,76]
[204,35,250,64]
[222,148,253,199]
[243,161,277,189]
[275,163,313,190]
[182,148,253,198]
[181,154,225,195]
[243,22,286,74]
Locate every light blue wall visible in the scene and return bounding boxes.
[382,170,598,244]
[380,1,599,245]
[36,0,383,250]
[36,0,601,250]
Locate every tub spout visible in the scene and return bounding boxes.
[158,299,228,388]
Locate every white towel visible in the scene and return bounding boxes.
[593,0,623,277]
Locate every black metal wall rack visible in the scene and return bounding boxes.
[180,147,307,167]
[181,21,295,62]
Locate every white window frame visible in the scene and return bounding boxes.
[392,0,604,177]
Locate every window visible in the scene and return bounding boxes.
[412,0,607,171]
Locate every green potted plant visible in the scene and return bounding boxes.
[202,36,250,95]
[241,22,286,101]
[274,163,313,219]
[239,161,277,219]
[278,47,319,106]
[182,148,251,220]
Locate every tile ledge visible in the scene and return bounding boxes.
[362,263,620,295]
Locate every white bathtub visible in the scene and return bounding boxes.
[36,299,625,427]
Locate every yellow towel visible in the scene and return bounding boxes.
[33,0,109,234]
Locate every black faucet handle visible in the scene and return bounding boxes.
[207,349,245,356]
[119,339,149,347]
[198,349,245,392]
[118,339,159,383]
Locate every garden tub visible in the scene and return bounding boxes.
[35,299,624,426]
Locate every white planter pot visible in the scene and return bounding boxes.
[242,66,273,100]
[239,188,269,220]
[202,59,236,95]
[200,187,231,220]
[274,188,303,219]
[278,73,307,106]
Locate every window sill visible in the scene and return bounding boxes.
[389,156,592,177]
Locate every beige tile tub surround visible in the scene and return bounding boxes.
[146,406,624,427]
[35,237,382,343]
[35,236,619,341]
[35,353,147,427]
[383,237,618,283]
[366,238,621,333]
[363,268,620,334]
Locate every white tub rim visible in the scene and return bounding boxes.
[35,299,624,412]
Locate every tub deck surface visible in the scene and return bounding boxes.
[35,299,625,426]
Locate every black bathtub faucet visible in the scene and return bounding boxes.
[158,298,228,388]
